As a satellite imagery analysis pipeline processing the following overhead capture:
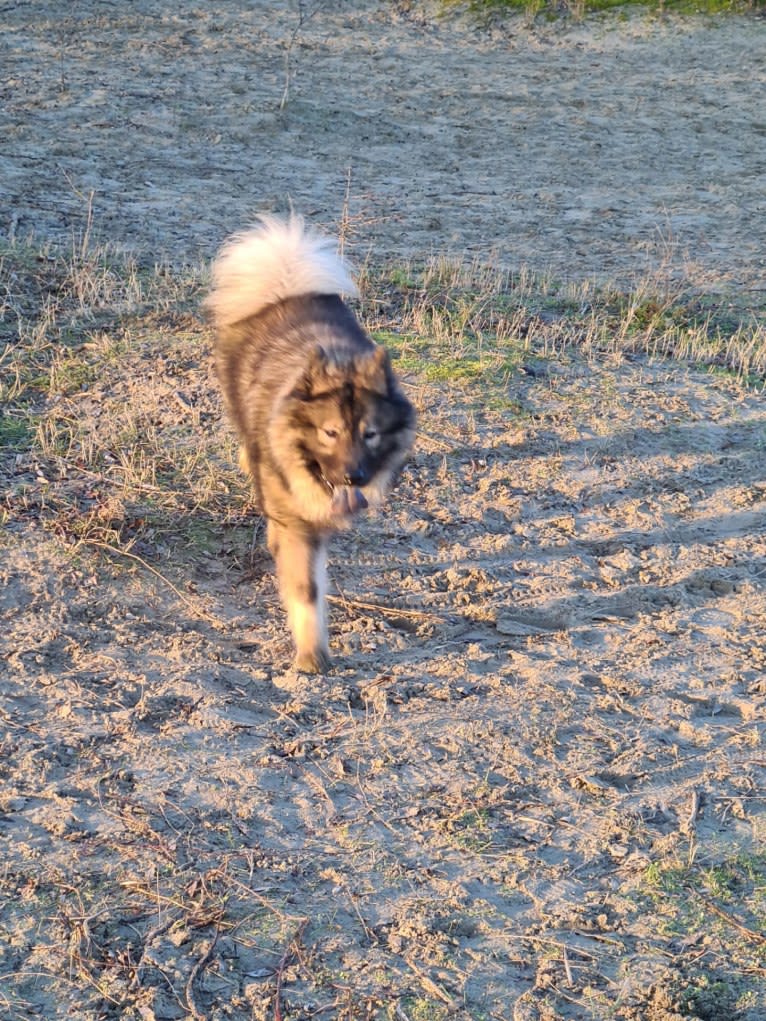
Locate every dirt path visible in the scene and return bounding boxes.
[2,1,765,289]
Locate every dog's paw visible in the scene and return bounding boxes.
[294,648,332,674]
[330,485,368,516]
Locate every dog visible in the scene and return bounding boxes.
[207,215,416,673]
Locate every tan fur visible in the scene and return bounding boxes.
[267,522,329,672]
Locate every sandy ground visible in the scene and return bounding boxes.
[3,339,766,1020]
[2,1,766,289]
[2,2,766,1020]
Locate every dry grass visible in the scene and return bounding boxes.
[358,253,766,384]
[3,237,763,557]
[1,239,245,556]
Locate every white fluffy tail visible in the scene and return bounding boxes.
[206,214,358,326]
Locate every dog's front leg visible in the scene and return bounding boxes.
[267,521,329,673]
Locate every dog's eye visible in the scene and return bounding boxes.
[322,427,339,440]
[363,428,379,442]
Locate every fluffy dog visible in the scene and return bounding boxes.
[207,215,416,672]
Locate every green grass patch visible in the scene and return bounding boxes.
[446,807,494,852]
[365,256,766,386]
[433,0,762,22]
[640,852,766,951]
[0,411,34,450]
[674,972,754,1021]
[395,999,454,1021]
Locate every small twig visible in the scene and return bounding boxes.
[690,889,766,944]
[306,1003,339,1017]
[545,981,588,1007]
[571,929,625,949]
[348,890,377,944]
[186,925,221,1020]
[273,919,309,1021]
[250,515,265,565]
[358,673,394,693]
[354,766,399,834]
[302,767,337,815]
[338,164,353,258]
[172,390,193,414]
[81,538,222,627]
[404,957,458,1012]
[129,915,179,990]
[506,930,599,959]
[329,590,445,624]
[279,1,325,111]
[211,873,305,925]
[562,945,574,987]
[70,958,124,1006]
[681,787,701,834]
[413,428,455,452]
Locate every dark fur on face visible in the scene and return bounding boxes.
[286,348,413,492]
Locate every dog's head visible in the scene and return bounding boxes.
[287,345,415,503]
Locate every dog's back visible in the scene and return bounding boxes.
[207,215,363,441]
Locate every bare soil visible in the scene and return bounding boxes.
[1,3,765,1020]
[3,1,766,289]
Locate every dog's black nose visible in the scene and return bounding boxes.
[344,469,368,486]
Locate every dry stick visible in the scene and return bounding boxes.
[305,1002,340,1018]
[690,889,766,945]
[338,164,353,259]
[506,931,599,960]
[347,890,377,944]
[273,919,309,1021]
[186,924,221,1021]
[120,882,201,917]
[82,538,222,627]
[404,957,458,1012]
[71,960,124,1007]
[682,787,701,834]
[545,981,588,1008]
[129,914,179,990]
[279,1,325,111]
[354,767,399,835]
[329,589,446,624]
[571,929,624,949]
[51,458,177,499]
[410,426,455,452]
[212,873,306,926]
[562,945,574,987]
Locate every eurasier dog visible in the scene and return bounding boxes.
[207,215,416,673]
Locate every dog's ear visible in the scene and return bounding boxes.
[294,345,327,397]
[360,345,391,395]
